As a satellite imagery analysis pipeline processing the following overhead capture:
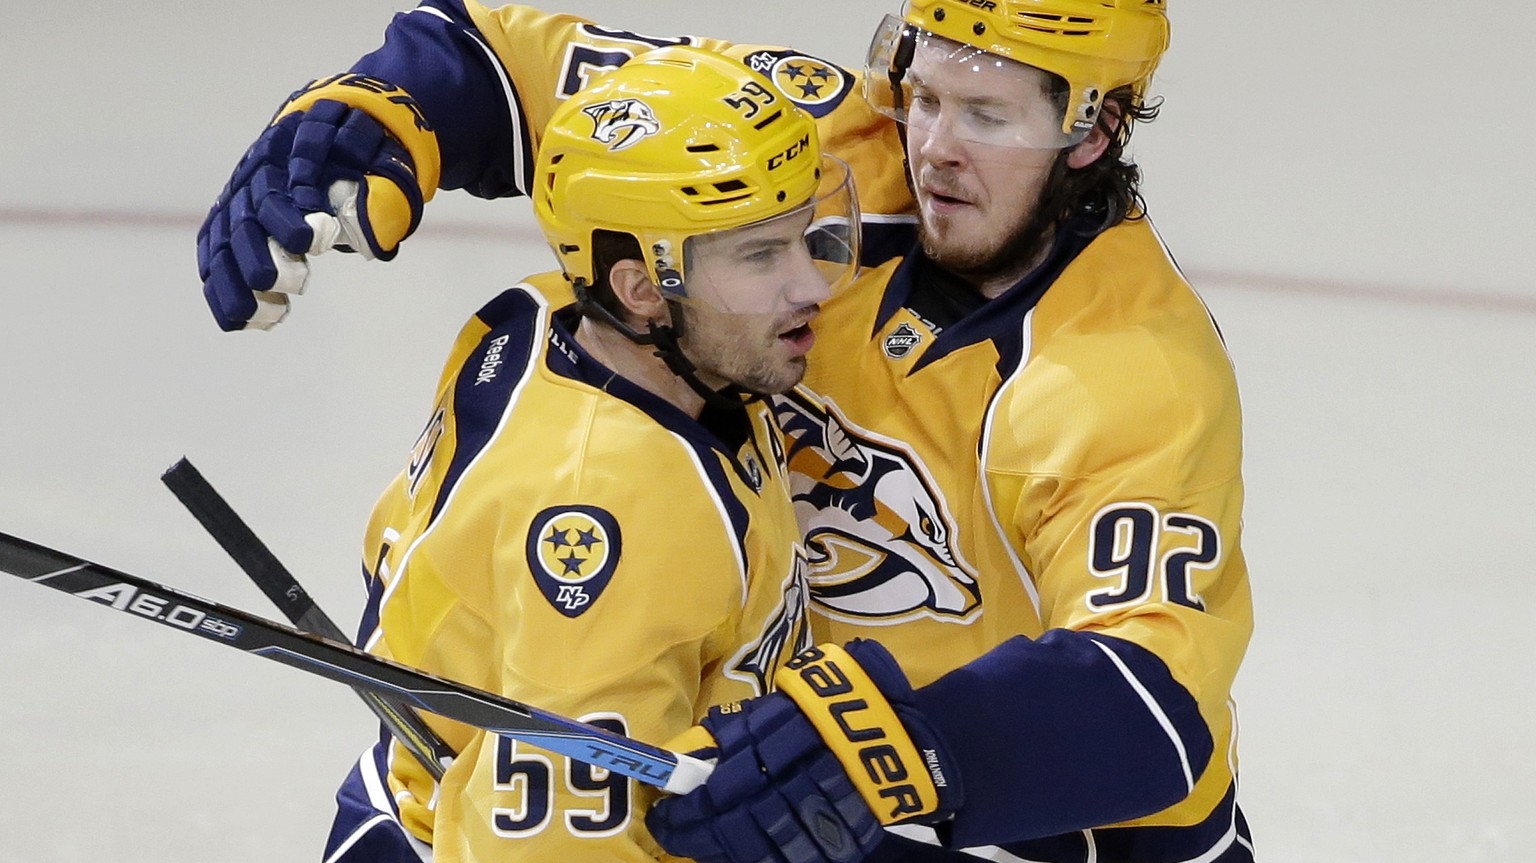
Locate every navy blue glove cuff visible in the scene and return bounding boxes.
[843,639,965,821]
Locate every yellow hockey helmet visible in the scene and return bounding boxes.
[534,45,858,310]
[866,0,1170,145]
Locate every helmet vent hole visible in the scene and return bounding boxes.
[1017,12,1098,36]
[677,176,758,206]
[687,144,721,153]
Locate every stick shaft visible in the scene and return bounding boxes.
[160,457,453,778]
[0,529,709,793]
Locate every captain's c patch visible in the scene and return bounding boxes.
[525,505,622,617]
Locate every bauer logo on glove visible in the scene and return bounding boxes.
[775,643,946,822]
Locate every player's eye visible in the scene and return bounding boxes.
[967,107,1007,128]
[740,244,786,266]
[909,87,938,110]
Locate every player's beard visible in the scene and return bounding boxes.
[919,151,1070,288]
[680,305,811,397]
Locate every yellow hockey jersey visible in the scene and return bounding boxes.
[782,217,1252,855]
[338,3,1254,859]
[352,275,811,862]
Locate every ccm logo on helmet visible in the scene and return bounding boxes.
[767,134,812,171]
[962,0,999,10]
[783,646,928,819]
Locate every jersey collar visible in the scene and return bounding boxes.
[875,214,1104,373]
[544,305,756,456]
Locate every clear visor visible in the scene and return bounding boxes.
[669,154,860,316]
[863,14,1090,151]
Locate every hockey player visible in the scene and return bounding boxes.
[315,46,860,862]
[197,3,1255,862]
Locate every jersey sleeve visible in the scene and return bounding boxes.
[909,267,1252,846]
[344,1,914,214]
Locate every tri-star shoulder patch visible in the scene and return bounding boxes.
[525,505,623,617]
[740,49,854,118]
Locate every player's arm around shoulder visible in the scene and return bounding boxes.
[464,1,914,215]
[462,1,732,151]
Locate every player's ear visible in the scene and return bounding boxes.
[1066,107,1119,169]
[608,259,668,322]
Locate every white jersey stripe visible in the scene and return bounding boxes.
[977,308,1043,616]
[1089,636,1196,793]
[408,6,531,196]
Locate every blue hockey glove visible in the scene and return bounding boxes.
[196,74,440,330]
[647,641,962,863]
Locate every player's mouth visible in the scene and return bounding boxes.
[777,319,816,356]
[920,183,975,215]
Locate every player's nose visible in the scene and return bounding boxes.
[784,250,832,306]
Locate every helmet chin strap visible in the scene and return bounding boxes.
[884,23,918,209]
[574,283,753,412]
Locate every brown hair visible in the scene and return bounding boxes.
[1046,83,1163,230]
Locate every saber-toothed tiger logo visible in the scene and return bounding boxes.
[774,391,980,623]
[583,98,661,151]
[727,550,814,695]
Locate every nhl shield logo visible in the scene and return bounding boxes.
[882,322,923,359]
[526,505,623,617]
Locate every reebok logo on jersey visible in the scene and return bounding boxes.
[525,505,623,618]
[476,334,510,386]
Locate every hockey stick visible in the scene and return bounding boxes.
[159,456,453,780]
[0,529,712,794]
